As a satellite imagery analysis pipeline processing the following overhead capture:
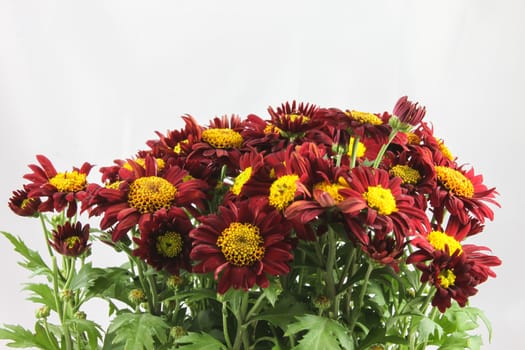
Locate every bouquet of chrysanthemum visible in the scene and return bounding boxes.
[1,97,501,350]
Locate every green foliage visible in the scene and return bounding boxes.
[0,323,60,350]
[286,315,354,350]
[1,231,51,278]
[173,332,228,350]
[107,312,170,350]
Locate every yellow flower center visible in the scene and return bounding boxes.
[346,110,383,125]
[427,230,463,255]
[405,132,421,145]
[173,139,189,154]
[202,128,243,149]
[231,167,252,195]
[314,181,345,204]
[347,137,366,158]
[20,198,34,209]
[389,165,421,185]
[434,166,474,198]
[269,175,299,210]
[105,181,123,190]
[438,269,456,289]
[264,123,282,135]
[123,158,165,172]
[216,222,265,266]
[286,113,310,124]
[49,171,87,193]
[363,185,397,215]
[437,139,454,161]
[128,176,177,213]
[64,236,81,249]
[156,231,183,258]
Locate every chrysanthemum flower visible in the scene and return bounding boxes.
[23,155,93,217]
[339,167,429,246]
[430,164,499,224]
[190,198,294,294]
[146,115,203,159]
[50,221,91,257]
[84,156,207,241]
[8,185,41,217]
[133,208,193,275]
[393,96,426,127]
[408,217,501,312]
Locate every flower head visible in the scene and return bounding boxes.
[23,155,93,217]
[50,221,91,257]
[190,198,293,294]
[8,185,41,217]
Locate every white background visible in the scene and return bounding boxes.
[0,1,523,348]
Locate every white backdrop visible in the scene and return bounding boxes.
[1,1,523,348]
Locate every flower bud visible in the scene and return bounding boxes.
[170,326,188,340]
[61,289,74,301]
[36,305,50,319]
[371,345,385,350]
[128,289,146,305]
[167,275,184,289]
[313,295,331,310]
[75,311,87,320]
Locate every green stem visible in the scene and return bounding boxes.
[39,214,54,257]
[372,129,399,168]
[222,301,233,349]
[52,257,73,350]
[325,227,338,318]
[349,135,360,169]
[348,262,374,334]
[337,245,356,291]
[232,292,250,350]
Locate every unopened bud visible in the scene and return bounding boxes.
[75,311,87,320]
[313,295,331,310]
[36,305,50,319]
[167,275,184,289]
[170,326,188,340]
[128,289,146,305]
[371,345,385,350]
[61,289,74,300]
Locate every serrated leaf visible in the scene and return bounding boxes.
[262,279,281,307]
[34,322,60,350]
[417,317,443,340]
[1,231,51,277]
[286,315,354,350]
[69,262,100,291]
[23,283,57,311]
[0,324,38,348]
[65,319,102,350]
[108,312,169,350]
[251,295,307,330]
[174,332,227,350]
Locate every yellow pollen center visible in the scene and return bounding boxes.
[123,158,165,172]
[264,123,282,135]
[437,139,454,161]
[347,137,367,158]
[363,185,397,215]
[314,181,345,204]
[49,171,87,192]
[434,166,474,198]
[231,167,252,195]
[390,165,421,185]
[427,230,463,255]
[156,232,183,258]
[438,269,456,289]
[128,176,177,213]
[64,236,81,249]
[202,128,243,149]
[286,113,310,124]
[346,110,383,125]
[216,222,265,266]
[269,175,299,210]
[105,181,123,190]
[405,132,421,145]
[174,139,189,154]
[20,198,34,209]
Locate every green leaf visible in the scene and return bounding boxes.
[23,283,57,311]
[69,262,100,291]
[262,279,281,307]
[285,315,354,350]
[417,317,443,341]
[251,295,307,330]
[65,319,102,350]
[174,332,227,350]
[108,312,169,350]
[1,231,51,277]
[0,323,60,349]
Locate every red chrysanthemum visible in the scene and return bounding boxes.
[133,208,193,275]
[339,166,429,246]
[23,155,93,217]
[8,185,41,217]
[84,155,207,241]
[190,198,294,294]
[408,217,501,312]
[393,96,426,127]
[50,221,91,257]
[430,163,499,225]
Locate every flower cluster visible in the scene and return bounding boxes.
[5,97,501,350]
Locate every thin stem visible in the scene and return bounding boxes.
[222,301,233,349]
[349,136,360,169]
[39,214,54,257]
[52,257,73,350]
[372,129,398,168]
[325,226,338,318]
[348,261,374,334]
